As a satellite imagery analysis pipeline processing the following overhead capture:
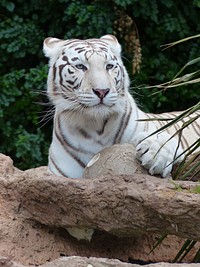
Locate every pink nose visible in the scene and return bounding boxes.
[92,88,110,99]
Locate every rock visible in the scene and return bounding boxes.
[0,153,199,266]
[83,143,147,179]
[1,256,200,267]
[0,153,21,177]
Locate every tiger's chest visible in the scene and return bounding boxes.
[60,113,120,154]
[50,112,127,178]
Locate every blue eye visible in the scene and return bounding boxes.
[75,64,87,71]
[106,64,114,70]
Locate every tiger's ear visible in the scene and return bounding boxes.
[43,37,66,58]
[100,35,121,56]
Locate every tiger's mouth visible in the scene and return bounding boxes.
[76,90,118,109]
[94,102,115,108]
[80,102,116,109]
[77,97,117,108]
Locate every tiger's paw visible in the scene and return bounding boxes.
[132,132,184,178]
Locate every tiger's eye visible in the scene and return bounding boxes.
[75,64,87,71]
[106,64,114,70]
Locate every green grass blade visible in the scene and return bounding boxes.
[148,233,168,255]
[193,248,200,263]
[173,152,200,179]
[138,102,200,139]
[173,239,193,262]
[179,161,200,180]
[138,104,199,172]
[172,59,200,81]
[179,240,197,262]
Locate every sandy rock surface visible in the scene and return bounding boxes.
[1,256,200,267]
[0,153,199,266]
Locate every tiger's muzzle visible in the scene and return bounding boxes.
[92,88,110,101]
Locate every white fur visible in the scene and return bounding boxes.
[43,35,186,241]
[44,35,184,179]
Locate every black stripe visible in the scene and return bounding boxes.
[49,154,68,177]
[74,81,82,90]
[71,57,79,61]
[52,83,59,96]
[133,108,139,133]
[85,50,94,60]
[68,69,74,74]
[67,40,86,48]
[62,55,69,62]
[61,92,74,99]
[113,104,127,144]
[157,114,171,134]
[58,115,90,154]
[188,115,200,136]
[55,117,86,168]
[59,63,68,89]
[53,63,57,80]
[78,128,91,139]
[52,63,60,96]
[169,119,186,149]
[179,118,190,149]
[114,101,132,144]
[77,48,88,54]
[181,134,189,150]
[96,118,108,135]
[145,113,152,131]
[66,79,75,85]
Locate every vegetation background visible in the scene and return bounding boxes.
[0,0,200,169]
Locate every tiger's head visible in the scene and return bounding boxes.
[43,35,130,117]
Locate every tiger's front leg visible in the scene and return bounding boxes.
[132,132,184,178]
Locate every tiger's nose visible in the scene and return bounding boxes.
[92,88,110,99]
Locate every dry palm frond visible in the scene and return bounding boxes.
[113,10,142,75]
[144,34,200,262]
[145,67,200,92]
[143,34,200,181]
[143,34,200,92]
[161,33,200,50]
[139,101,200,180]
[157,35,200,90]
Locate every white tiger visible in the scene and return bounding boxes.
[43,34,199,180]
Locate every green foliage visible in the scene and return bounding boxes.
[0,65,49,169]
[63,1,114,38]
[124,0,200,112]
[0,0,200,169]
